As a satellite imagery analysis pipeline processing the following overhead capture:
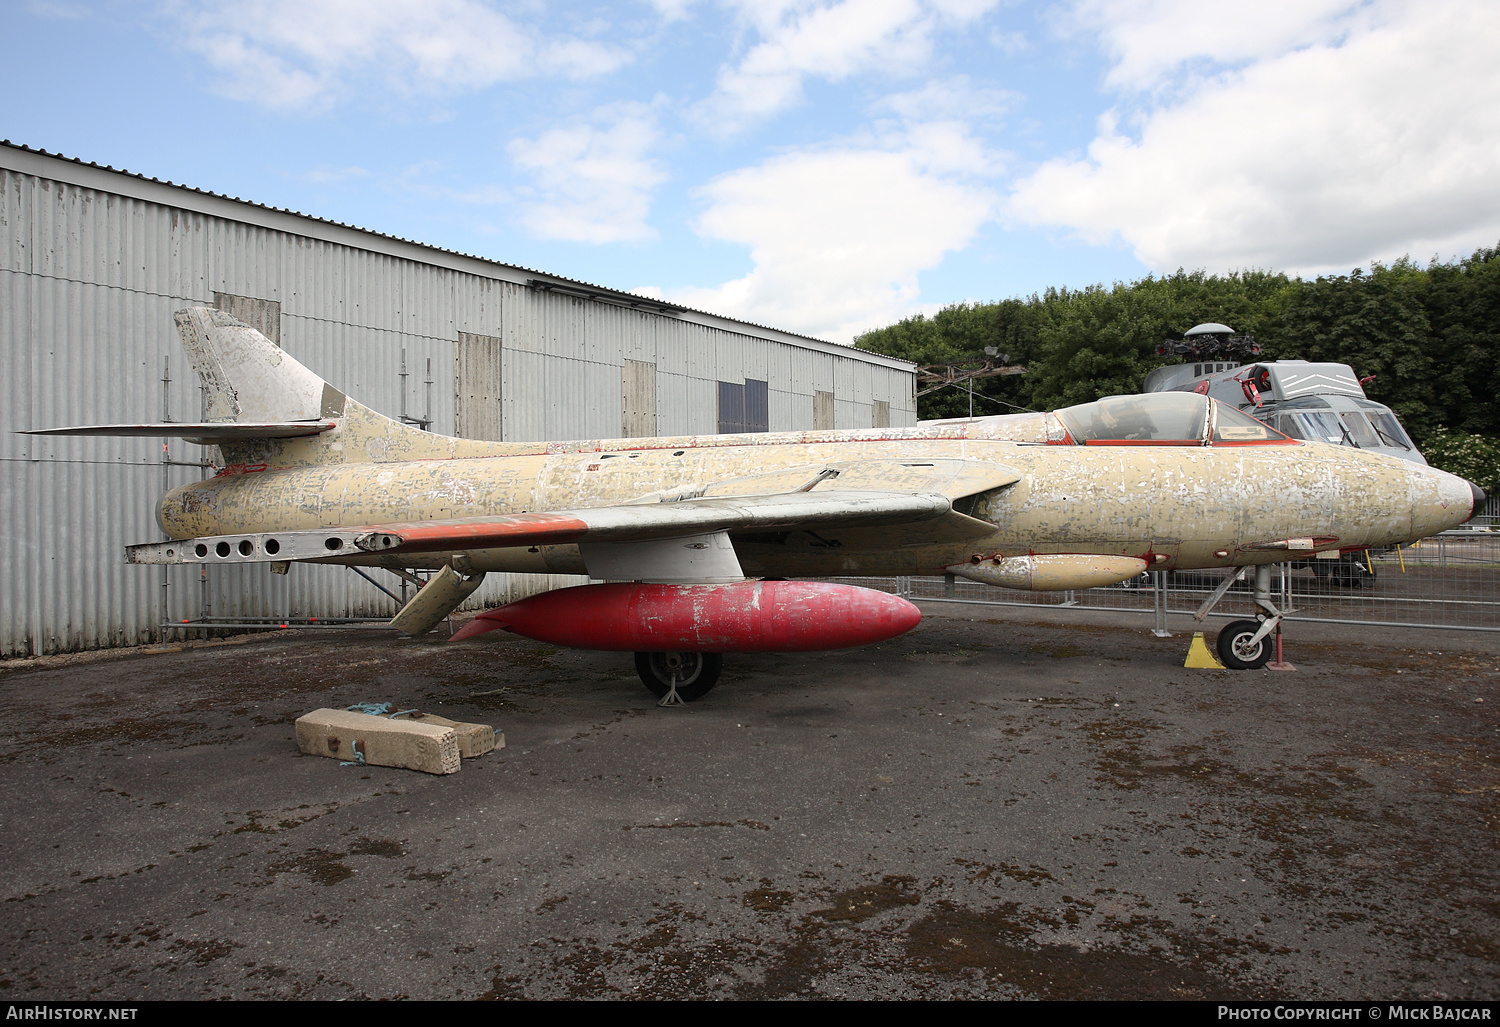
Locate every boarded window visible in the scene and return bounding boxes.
[718,379,769,434]
[744,380,768,432]
[872,400,890,428]
[213,292,280,345]
[455,332,503,441]
[622,360,657,438]
[717,380,745,434]
[814,390,835,430]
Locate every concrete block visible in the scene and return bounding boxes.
[295,709,460,775]
[391,711,502,758]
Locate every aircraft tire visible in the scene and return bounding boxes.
[1216,620,1272,670]
[635,652,723,702]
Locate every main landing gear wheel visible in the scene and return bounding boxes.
[634,652,723,704]
[1216,619,1272,670]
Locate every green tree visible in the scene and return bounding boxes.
[1026,269,1297,409]
[854,250,1500,439]
[856,300,1047,419]
[1272,259,1440,442]
[1420,428,1500,497]
[1419,246,1500,437]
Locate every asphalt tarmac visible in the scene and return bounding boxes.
[0,603,1496,1000]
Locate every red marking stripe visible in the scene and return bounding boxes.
[356,513,591,553]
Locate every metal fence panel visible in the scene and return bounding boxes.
[864,532,1500,633]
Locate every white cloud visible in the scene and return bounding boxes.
[671,128,996,340]
[507,104,667,244]
[171,0,631,109]
[1062,0,1363,92]
[304,165,370,183]
[644,0,701,20]
[875,75,1014,124]
[445,184,511,206]
[1011,0,1500,275]
[22,1,90,18]
[696,0,998,133]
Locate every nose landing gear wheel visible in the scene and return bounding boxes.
[1216,619,1272,670]
[634,652,723,703]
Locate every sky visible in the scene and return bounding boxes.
[6,0,1500,343]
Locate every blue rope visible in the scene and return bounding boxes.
[346,695,393,713]
[340,704,387,766]
[338,704,421,766]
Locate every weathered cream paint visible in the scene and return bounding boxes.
[948,555,1149,591]
[159,408,1471,581]
[154,308,1478,586]
[388,565,487,635]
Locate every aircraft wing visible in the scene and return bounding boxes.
[124,488,1002,565]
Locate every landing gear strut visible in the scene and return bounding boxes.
[1196,564,1294,670]
[634,652,723,705]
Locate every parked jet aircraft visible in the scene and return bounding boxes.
[29,309,1485,698]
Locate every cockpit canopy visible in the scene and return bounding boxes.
[1055,393,1292,446]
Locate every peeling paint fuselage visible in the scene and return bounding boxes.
[156,401,1474,580]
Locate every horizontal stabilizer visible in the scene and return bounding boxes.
[23,421,336,442]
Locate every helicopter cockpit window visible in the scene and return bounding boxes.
[1211,403,1293,444]
[1366,410,1413,450]
[1338,412,1382,448]
[1301,411,1345,444]
[1056,394,1210,445]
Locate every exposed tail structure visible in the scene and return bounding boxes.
[27,308,512,468]
[175,307,509,469]
[174,308,346,426]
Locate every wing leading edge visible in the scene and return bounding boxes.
[124,489,996,566]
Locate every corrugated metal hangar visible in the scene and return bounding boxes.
[0,141,918,656]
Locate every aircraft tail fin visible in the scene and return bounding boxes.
[174,308,347,425]
[32,309,505,467]
[171,307,484,467]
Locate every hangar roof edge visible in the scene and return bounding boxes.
[0,140,916,374]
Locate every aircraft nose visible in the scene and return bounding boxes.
[1407,464,1480,540]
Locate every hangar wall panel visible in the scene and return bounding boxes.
[0,151,916,654]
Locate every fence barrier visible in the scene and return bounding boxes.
[856,529,1500,634]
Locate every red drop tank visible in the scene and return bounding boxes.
[449,580,921,652]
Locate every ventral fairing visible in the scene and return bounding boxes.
[28,310,1484,699]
